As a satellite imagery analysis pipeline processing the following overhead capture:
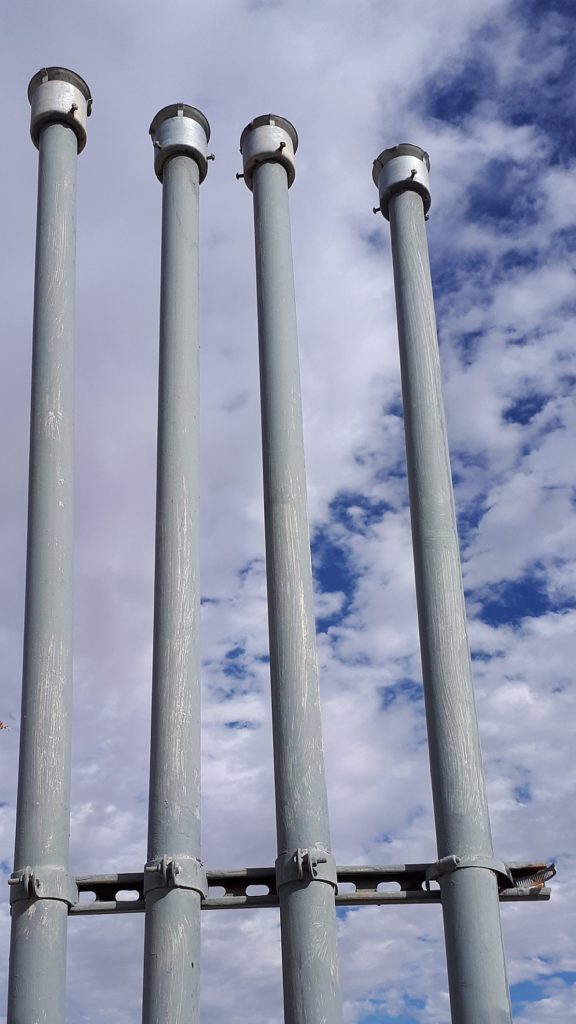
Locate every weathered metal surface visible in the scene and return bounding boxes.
[8,68,89,1024]
[28,66,92,152]
[8,78,552,1023]
[142,106,210,1024]
[240,114,298,189]
[69,862,554,914]
[241,118,343,1024]
[372,143,431,219]
[149,103,211,183]
[376,150,515,1023]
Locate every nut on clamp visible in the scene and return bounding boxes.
[239,114,298,190]
[8,865,78,907]
[143,854,208,898]
[28,67,92,153]
[372,143,431,220]
[276,846,338,891]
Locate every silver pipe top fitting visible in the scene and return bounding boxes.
[149,104,211,183]
[28,67,92,153]
[372,143,431,220]
[239,114,298,190]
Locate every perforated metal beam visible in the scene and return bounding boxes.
[69,862,554,915]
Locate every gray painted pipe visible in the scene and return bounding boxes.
[8,68,91,1024]
[142,106,210,1024]
[373,147,512,1023]
[241,117,343,1024]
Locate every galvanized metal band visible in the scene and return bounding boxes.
[8,865,79,907]
[240,115,298,190]
[143,855,208,897]
[276,847,338,890]
[28,67,92,153]
[425,854,513,887]
[149,104,211,183]
[372,143,431,220]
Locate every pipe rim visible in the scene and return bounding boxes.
[372,142,430,186]
[28,67,92,113]
[240,114,298,155]
[149,103,211,143]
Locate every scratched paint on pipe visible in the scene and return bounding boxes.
[386,185,512,1021]
[248,153,342,1020]
[143,137,203,1024]
[150,465,200,842]
[279,884,340,1024]
[267,503,330,850]
[9,109,80,1024]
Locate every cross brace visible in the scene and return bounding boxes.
[70,862,553,915]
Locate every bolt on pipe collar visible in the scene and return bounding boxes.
[239,114,298,190]
[372,143,431,220]
[149,103,211,183]
[28,67,92,153]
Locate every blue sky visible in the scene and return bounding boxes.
[0,0,575,1021]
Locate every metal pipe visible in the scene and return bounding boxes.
[142,104,210,1024]
[8,67,91,1024]
[240,116,343,1024]
[372,145,513,1023]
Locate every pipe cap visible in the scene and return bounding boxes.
[372,143,431,219]
[149,104,211,183]
[239,114,298,189]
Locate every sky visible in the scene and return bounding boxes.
[0,0,575,1021]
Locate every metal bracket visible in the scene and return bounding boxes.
[276,847,338,891]
[425,854,513,889]
[8,865,78,907]
[143,855,208,898]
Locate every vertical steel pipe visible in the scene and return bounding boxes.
[240,116,343,1024]
[142,105,210,1024]
[372,145,513,1024]
[8,67,91,1024]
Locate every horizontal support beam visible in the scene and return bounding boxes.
[68,862,553,916]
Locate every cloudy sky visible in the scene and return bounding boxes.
[1,0,575,1021]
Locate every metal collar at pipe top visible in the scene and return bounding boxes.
[372,142,431,220]
[240,114,298,190]
[28,67,92,153]
[149,103,211,183]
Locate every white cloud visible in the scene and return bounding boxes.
[1,0,574,1021]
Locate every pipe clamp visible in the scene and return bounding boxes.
[425,854,513,889]
[143,855,208,897]
[276,847,337,890]
[9,865,78,906]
